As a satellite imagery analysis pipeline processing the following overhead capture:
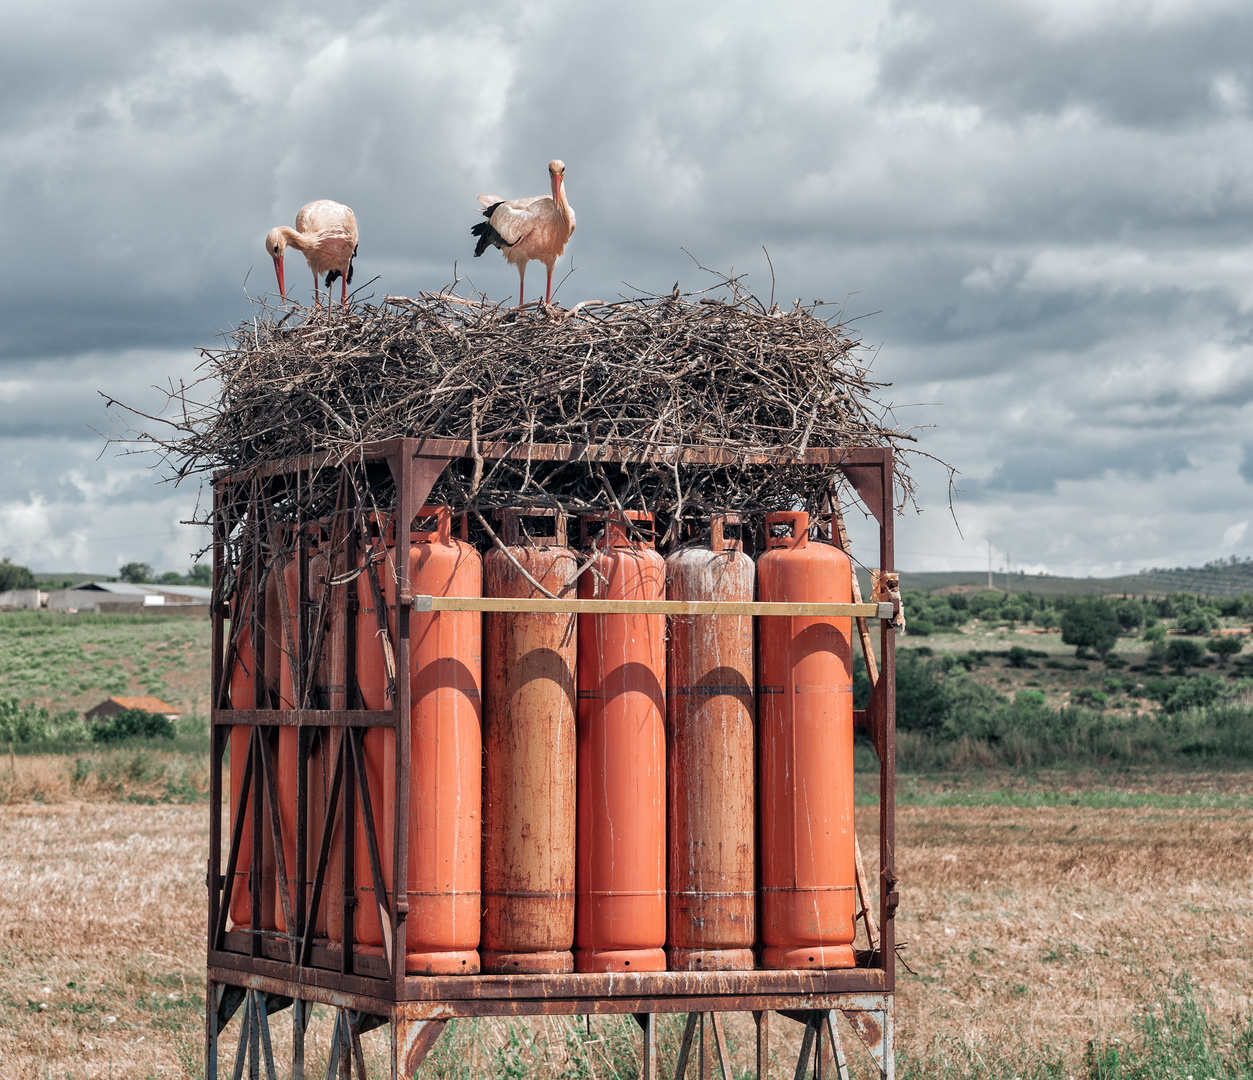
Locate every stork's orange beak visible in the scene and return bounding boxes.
[272,255,285,299]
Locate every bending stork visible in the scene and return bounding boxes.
[265,200,358,309]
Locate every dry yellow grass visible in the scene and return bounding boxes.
[0,749,209,806]
[1,777,1250,1078]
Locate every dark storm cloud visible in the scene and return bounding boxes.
[1,0,1251,573]
[879,0,1253,128]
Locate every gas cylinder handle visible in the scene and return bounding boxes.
[765,511,809,550]
[414,504,453,544]
[710,513,743,554]
[497,508,567,547]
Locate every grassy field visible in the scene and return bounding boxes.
[1,766,1250,1079]
[2,613,1251,1077]
[0,612,212,721]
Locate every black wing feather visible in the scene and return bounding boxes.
[470,203,515,257]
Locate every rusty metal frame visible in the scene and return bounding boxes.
[207,438,897,1079]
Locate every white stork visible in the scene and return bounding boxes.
[471,160,576,306]
[265,200,359,309]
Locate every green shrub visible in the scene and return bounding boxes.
[1061,598,1120,657]
[1176,609,1219,635]
[0,697,50,743]
[1165,637,1205,673]
[907,618,934,636]
[1142,625,1167,644]
[1207,635,1244,664]
[90,708,176,744]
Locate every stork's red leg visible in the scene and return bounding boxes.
[312,270,321,310]
[342,274,348,310]
[517,265,526,308]
[546,266,553,305]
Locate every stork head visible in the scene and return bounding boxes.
[264,227,287,299]
[548,159,566,201]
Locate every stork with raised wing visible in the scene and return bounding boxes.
[471,160,576,307]
[265,200,358,309]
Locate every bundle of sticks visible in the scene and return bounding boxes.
[115,277,922,546]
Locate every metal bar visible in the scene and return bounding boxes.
[295,727,309,968]
[411,595,890,617]
[792,1016,816,1080]
[258,726,296,962]
[293,998,307,1080]
[325,1010,347,1080]
[301,733,345,966]
[208,723,227,960]
[710,1013,734,1080]
[249,991,261,1080]
[214,440,892,483]
[823,1012,850,1080]
[755,1011,770,1080]
[674,1012,700,1080]
[256,992,278,1080]
[212,709,396,728]
[230,991,251,1080]
[249,728,264,958]
[207,980,219,1080]
[879,452,897,995]
[342,728,357,976]
[635,1013,658,1080]
[398,970,886,1001]
[350,1021,368,1080]
[349,727,394,972]
[393,1018,447,1078]
[393,443,415,1002]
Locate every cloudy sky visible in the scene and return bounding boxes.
[2,0,1251,579]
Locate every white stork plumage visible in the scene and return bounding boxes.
[264,200,359,309]
[471,160,576,306]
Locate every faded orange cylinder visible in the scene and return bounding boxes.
[327,522,392,946]
[354,506,483,975]
[575,511,666,973]
[481,510,578,974]
[275,531,344,938]
[757,511,856,970]
[227,570,275,930]
[665,515,756,971]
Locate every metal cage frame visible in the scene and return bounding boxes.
[206,438,899,1079]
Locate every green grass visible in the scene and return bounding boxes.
[864,787,1253,809]
[0,610,210,715]
[897,975,1253,1079]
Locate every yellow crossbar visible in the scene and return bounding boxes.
[410,596,895,618]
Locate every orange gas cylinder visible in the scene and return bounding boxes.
[263,538,292,710]
[306,537,345,939]
[327,520,391,947]
[354,506,483,974]
[575,511,666,973]
[228,570,276,931]
[665,515,755,971]
[756,511,856,969]
[275,529,342,936]
[481,510,578,974]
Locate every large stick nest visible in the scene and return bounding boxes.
[117,276,930,546]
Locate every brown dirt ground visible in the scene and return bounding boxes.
[1,782,1249,1078]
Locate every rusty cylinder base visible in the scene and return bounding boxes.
[761,944,856,970]
[667,947,755,971]
[480,949,574,974]
[358,945,481,975]
[574,947,667,973]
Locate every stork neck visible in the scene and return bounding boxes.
[277,226,308,252]
[554,186,573,227]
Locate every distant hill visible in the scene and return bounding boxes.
[874,556,1253,599]
[33,572,111,588]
